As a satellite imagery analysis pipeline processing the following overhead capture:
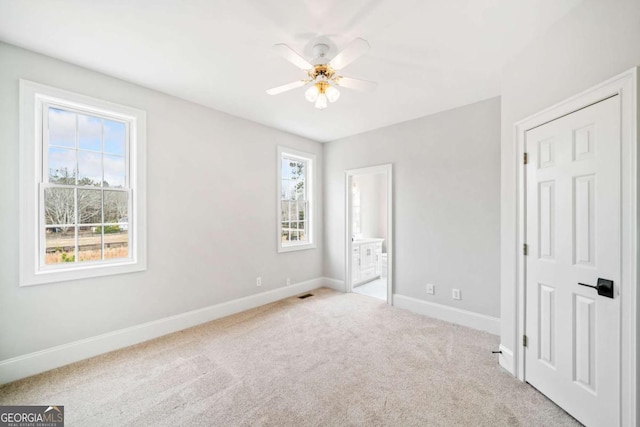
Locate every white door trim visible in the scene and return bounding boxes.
[511,67,637,426]
[345,164,393,304]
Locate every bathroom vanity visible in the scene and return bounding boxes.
[351,238,384,286]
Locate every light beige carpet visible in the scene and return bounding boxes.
[0,288,579,426]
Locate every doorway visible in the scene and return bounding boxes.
[345,164,393,304]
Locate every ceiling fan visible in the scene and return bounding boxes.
[266,38,377,110]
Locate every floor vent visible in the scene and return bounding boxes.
[298,293,314,299]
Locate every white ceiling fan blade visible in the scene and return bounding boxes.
[266,80,309,95]
[329,38,370,70]
[334,76,377,92]
[273,44,313,70]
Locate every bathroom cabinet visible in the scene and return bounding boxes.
[352,238,384,286]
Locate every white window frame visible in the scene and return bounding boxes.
[277,146,315,253]
[19,80,147,286]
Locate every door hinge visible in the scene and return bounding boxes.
[523,243,528,256]
[523,335,528,347]
[523,152,528,165]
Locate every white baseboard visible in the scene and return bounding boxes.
[498,344,514,375]
[393,294,500,335]
[0,278,325,385]
[323,277,345,292]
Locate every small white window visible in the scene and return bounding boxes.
[20,80,147,285]
[277,146,315,252]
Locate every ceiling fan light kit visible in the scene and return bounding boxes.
[305,81,340,109]
[266,37,376,110]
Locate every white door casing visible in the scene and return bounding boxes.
[509,68,638,427]
[344,164,393,304]
[525,96,620,426]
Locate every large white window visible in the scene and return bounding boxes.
[277,146,315,252]
[20,80,147,285]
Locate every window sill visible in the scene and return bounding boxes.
[20,259,146,286]
[278,242,316,253]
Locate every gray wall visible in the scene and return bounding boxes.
[500,0,640,352]
[0,42,323,360]
[325,97,501,317]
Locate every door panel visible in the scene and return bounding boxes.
[538,283,555,366]
[574,175,595,266]
[573,294,596,391]
[525,95,620,427]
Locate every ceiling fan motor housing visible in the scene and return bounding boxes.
[310,43,333,67]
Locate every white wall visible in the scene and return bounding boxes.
[499,0,640,357]
[325,97,501,317]
[353,173,387,249]
[0,42,323,361]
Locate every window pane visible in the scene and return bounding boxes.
[104,120,126,156]
[286,159,305,181]
[105,229,128,260]
[287,179,295,201]
[78,114,102,151]
[104,191,128,223]
[48,147,77,184]
[293,180,304,200]
[281,158,290,186]
[299,222,307,243]
[45,226,75,265]
[78,226,102,262]
[286,200,297,221]
[78,151,102,186]
[298,201,306,221]
[103,154,126,188]
[48,107,76,148]
[281,158,306,198]
[280,178,291,200]
[44,188,75,225]
[78,189,102,224]
[282,222,292,243]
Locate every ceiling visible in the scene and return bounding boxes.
[0,0,583,142]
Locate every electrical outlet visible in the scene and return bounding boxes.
[286,277,291,286]
[426,284,435,295]
[256,277,262,287]
[452,289,461,300]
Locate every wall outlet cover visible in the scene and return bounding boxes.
[426,284,435,295]
[256,277,262,287]
[452,289,461,300]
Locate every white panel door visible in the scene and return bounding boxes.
[525,95,621,426]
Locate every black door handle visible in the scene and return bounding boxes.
[578,278,614,299]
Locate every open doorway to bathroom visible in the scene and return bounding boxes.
[345,164,393,304]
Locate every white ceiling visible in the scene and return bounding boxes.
[0,0,582,142]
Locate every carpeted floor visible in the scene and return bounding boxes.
[0,288,579,426]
